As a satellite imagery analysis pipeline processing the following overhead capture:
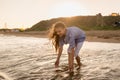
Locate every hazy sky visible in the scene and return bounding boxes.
[0,0,119,29]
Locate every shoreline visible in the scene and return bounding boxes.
[0,30,120,43]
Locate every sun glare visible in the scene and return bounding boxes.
[50,1,87,18]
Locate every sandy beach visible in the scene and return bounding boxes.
[0,30,120,43]
[0,34,120,80]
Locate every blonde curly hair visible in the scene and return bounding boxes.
[48,21,66,52]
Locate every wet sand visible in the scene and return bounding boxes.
[0,35,120,80]
[0,30,120,43]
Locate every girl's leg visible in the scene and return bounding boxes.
[75,55,82,70]
[75,42,84,69]
[68,51,74,72]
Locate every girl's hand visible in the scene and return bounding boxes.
[55,60,59,68]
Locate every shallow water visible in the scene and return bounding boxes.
[0,34,120,80]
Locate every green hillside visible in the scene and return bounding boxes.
[26,14,120,31]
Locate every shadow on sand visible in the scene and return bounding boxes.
[51,65,82,80]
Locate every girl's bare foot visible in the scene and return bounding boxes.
[69,67,74,76]
[75,56,82,70]
[69,71,74,76]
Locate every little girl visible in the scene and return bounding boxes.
[49,21,86,75]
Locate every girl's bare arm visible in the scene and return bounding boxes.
[57,47,63,61]
[55,47,63,67]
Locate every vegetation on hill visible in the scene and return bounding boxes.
[26,14,120,31]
